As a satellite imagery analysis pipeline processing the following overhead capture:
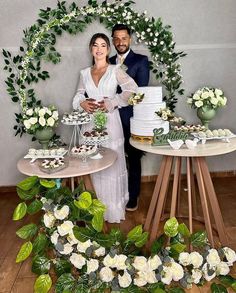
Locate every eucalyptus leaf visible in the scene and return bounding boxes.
[16,223,38,239]
[34,274,52,293]
[16,241,33,263]
[13,202,27,221]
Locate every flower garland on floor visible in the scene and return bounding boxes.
[3,0,186,139]
[13,176,236,293]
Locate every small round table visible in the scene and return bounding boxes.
[130,138,236,247]
[17,148,117,191]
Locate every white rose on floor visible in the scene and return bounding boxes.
[50,230,59,245]
[86,259,99,274]
[54,205,70,220]
[118,270,132,288]
[47,117,55,127]
[114,254,127,270]
[179,252,190,266]
[161,266,173,285]
[171,262,184,281]
[190,252,203,268]
[94,246,106,257]
[67,233,79,245]
[43,212,56,228]
[191,269,202,284]
[38,108,46,117]
[216,261,230,276]
[57,220,74,236]
[26,108,33,116]
[103,254,116,268]
[132,256,148,271]
[29,117,37,125]
[223,247,236,265]
[99,267,114,282]
[60,243,73,255]
[52,111,59,119]
[69,253,86,269]
[206,249,221,268]
[202,263,216,281]
[148,255,162,270]
[134,271,148,287]
[23,120,31,129]
[39,117,46,127]
[77,239,92,253]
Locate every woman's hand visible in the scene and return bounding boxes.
[80,99,97,113]
[97,97,109,112]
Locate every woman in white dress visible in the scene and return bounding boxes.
[73,33,137,223]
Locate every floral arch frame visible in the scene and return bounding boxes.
[3,0,186,138]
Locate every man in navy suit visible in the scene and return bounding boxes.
[110,24,150,211]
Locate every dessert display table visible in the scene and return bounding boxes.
[17,148,117,191]
[130,138,236,247]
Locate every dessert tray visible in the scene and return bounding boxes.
[61,110,91,125]
[81,130,109,145]
[70,144,97,158]
[39,158,68,174]
[24,148,67,160]
[191,129,236,144]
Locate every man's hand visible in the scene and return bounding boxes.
[80,98,97,113]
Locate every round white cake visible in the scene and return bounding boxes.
[130,86,169,138]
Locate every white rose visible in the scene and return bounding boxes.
[67,233,79,245]
[39,117,46,126]
[29,117,37,125]
[54,205,70,220]
[103,254,116,268]
[23,119,31,129]
[208,90,215,98]
[146,270,157,284]
[171,262,184,281]
[187,98,193,104]
[46,108,52,115]
[179,252,190,266]
[94,246,106,257]
[26,108,33,116]
[193,94,200,100]
[57,220,74,236]
[38,108,46,117]
[77,239,92,253]
[190,252,203,268]
[206,249,221,268]
[202,263,216,281]
[216,262,230,276]
[47,117,55,127]
[50,231,59,245]
[201,92,209,100]
[223,247,236,265]
[161,266,173,285]
[148,255,162,270]
[220,97,227,106]
[60,243,73,255]
[210,97,218,105]
[52,111,59,119]
[43,212,56,228]
[133,256,148,271]
[114,254,127,270]
[86,259,99,274]
[118,270,132,288]
[69,253,86,269]
[99,266,114,282]
[195,100,203,108]
[215,89,223,96]
[191,269,202,284]
[134,271,148,287]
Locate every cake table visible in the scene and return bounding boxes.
[130,138,236,247]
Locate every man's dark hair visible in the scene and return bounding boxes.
[111,24,132,37]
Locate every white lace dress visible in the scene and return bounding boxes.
[73,64,137,223]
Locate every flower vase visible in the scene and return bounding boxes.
[197,106,216,129]
[35,128,54,149]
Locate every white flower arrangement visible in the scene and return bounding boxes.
[156,107,186,125]
[22,105,59,135]
[187,87,227,109]
[128,92,144,105]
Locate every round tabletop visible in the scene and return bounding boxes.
[130,138,236,157]
[17,148,117,179]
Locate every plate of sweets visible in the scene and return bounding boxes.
[25,148,67,160]
[191,128,236,144]
[70,144,97,161]
[39,158,68,174]
[81,129,109,145]
[61,110,91,125]
[173,124,206,133]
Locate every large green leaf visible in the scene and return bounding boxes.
[17,176,38,191]
[88,199,106,215]
[170,242,186,254]
[74,283,89,293]
[13,202,27,221]
[74,191,92,210]
[135,232,149,248]
[151,234,165,255]
[32,255,51,275]
[40,179,56,189]
[34,274,52,293]
[164,217,179,237]
[211,283,227,293]
[168,287,185,293]
[27,199,43,214]
[17,185,40,201]
[218,275,236,287]
[73,226,95,242]
[55,273,75,293]
[16,241,33,263]
[190,231,207,247]
[127,225,143,242]
[153,289,166,293]
[54,259,72,277]
[16,223,38,239]
[178,223,190,237]
[33,233,48,254]
[91,212,104,232]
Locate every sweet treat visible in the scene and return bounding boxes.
[82,130,109,142]
[130,87,169,139]
[26,148,67,158]
[40,158,65,171]
[194,128,234,139]
[173,124,206,133]
[61,110,91,124]
[71,144,97,156]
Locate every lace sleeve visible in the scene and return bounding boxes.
[72,73,86,110]
[104,66,138,112]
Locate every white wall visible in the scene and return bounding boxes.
[0,0,236,185]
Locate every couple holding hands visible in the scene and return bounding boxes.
[73,24,150,223]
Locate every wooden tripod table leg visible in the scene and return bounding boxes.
[170,157,182,218]
[198,157,228,246]
[83,175,94,191]
[149,156,173,243]
[194,158,214,247]
[186,157,193,234]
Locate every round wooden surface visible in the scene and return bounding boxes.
[17,148,117,179]
[130,138,236,157]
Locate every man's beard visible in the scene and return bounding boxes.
[115,45,130,55]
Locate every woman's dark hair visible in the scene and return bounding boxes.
[89,33,110,64]
[111,24,132,37]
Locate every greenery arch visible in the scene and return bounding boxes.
[3,0,186,138]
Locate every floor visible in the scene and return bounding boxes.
[0,177,236,292]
